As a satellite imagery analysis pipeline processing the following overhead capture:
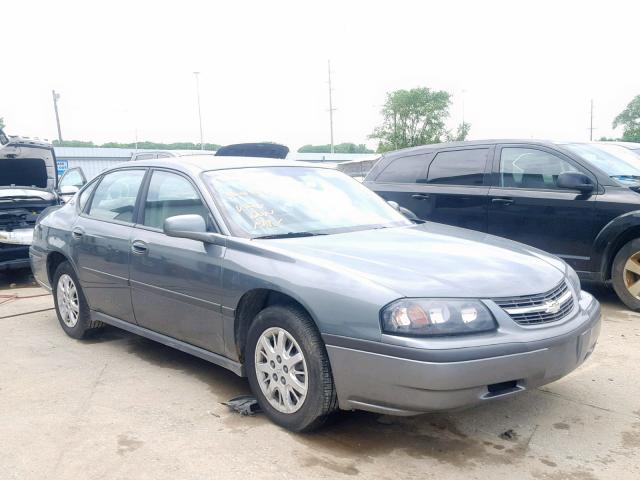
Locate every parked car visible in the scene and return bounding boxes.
[0,129,77,271]
[364,140,640,310]
[30,156,600,431]
[599,141,640,155]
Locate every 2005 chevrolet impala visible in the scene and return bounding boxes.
[30,156,601,432]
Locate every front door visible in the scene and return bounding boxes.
[488,145,597,272]
[129,169,226,354]
[72,168,147,323]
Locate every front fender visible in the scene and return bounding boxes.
[593,210,640,278]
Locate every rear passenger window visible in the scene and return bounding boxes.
[426,149,488,186]
[142,171,209,230]
[88,170,146,223]
[376,155,429,183]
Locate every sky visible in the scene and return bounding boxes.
[1,0,638,151]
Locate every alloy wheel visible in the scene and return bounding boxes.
[254,327,308,414]
[56,274,80,328]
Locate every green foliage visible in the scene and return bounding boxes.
[446,122,471,142]
[0,117,4,129]
[53,139,97,147]
[370,87,471,153]
[53,140,221,150]
[297,143,374,154]
[613,95,640,142]
[598,136,620,142]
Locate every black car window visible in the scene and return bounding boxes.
[87,170,146,223]
[375,154,429,183]
[142,170,209,230]
[500,148,578,189]
[426,149,488,185]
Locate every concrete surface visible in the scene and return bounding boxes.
[0,269,638,480]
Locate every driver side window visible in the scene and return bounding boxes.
[499,148,579,190]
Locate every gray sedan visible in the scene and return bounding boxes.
[30,156,601,432]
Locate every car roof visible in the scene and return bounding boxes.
[115,155,325,175]
[381,139,559,158]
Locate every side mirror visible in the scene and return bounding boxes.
[557,172,594,193]
[163,214,224,245]
[387,200,419,221]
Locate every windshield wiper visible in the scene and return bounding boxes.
[253,232,328,240]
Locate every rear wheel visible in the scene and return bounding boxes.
[612,238,640,311]
[53,261,103,338]
[246,305,337,432]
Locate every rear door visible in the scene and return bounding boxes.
[488,144,597,272]
[129,169,226,353]
[72,168,147,323]
[368,146,493,231]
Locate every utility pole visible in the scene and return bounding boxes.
[52,90,63,143]
[327,60,335,154]
[589,99,594,141]
[193,72,204,150]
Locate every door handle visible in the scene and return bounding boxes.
[131,240,148,255]
[71,228,84,239]
[491,198,514,206]
[411,193,431,200]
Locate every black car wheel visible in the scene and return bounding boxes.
[246,305,337,432]
[53,261,103,339]
[612,239,640,311]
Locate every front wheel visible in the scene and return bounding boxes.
[612,238,640,311]
[246,305,337,432]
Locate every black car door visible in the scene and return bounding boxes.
[488,144,597,272]
[366,146,493,232]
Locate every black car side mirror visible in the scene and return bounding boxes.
[557,172,594,193]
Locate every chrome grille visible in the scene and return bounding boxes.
[493,281,574,326]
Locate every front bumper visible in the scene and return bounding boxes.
[0,244,31,271]
[325,291,601,416]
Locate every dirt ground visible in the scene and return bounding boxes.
[0,268,638,480]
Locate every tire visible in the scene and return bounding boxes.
[246,305,337,432]
[52,261,103,339]
[612,238,640,311]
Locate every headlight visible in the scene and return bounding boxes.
[566,266,581,293]
[381,299,496,336]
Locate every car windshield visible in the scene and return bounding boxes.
[564,143,640,179]
[203,166,411,238]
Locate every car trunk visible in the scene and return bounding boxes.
[0,131,59,266]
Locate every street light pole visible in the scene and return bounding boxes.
[327,60,335,154]
[193,72,204,150]
[52,90,63,143]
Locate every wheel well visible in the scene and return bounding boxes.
[46,251,69,286]
[605,226,640,280]
[234,289,309,361]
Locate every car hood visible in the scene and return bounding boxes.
[264,223,567,299]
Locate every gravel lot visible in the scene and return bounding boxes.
[0,269,638,480]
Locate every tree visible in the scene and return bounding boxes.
[446,122,471,142]
[0,117,4,129]
[369,87,470,153]
[613,95,640,142]
[53,140,96,147]
[298,143,374,154]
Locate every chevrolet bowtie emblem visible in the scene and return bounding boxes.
[544,300,561,314]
